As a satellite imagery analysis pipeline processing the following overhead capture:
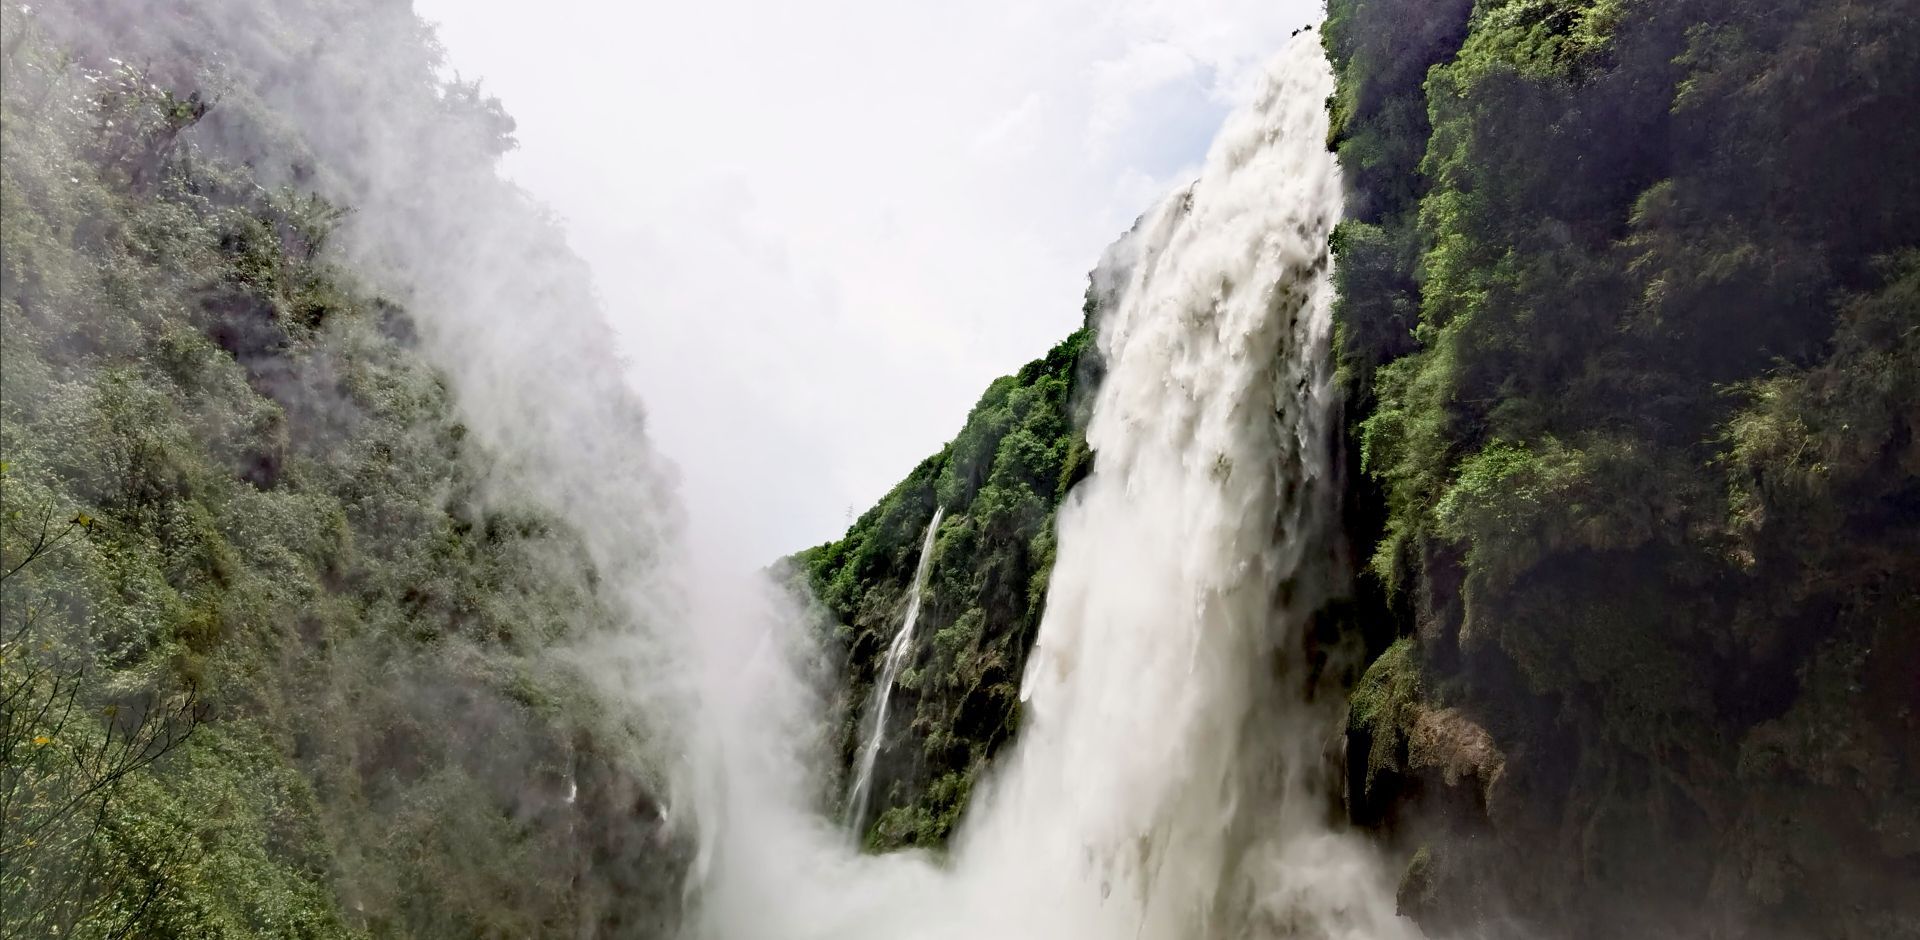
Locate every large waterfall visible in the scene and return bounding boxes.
[687,35,1417,940]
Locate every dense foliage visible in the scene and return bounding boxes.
[0,5,682,937]
[793,314,1100,850]
[1324,0,1920,936]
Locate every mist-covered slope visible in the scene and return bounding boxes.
[1323,0,1920,936]
[1,4,685,937]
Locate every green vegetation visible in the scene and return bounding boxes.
[1,6,681,937]
[1325,0,1920,935]
[793,313,1100,850]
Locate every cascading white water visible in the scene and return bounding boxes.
[844,507,946,839]
[687,36,1419,940]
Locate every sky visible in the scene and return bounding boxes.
[413,0,1323,572]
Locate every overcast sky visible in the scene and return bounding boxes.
[413,0,1323,573]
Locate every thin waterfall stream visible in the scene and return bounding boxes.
[844,506,945,839]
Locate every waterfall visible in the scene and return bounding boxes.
[689,35,1417,940]
[844,506,946,841]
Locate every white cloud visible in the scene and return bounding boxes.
[412,0,1322,573]
[1086,41,1202,156]
[970,91,1047,162]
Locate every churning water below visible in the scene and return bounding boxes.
[681,36,1421,940]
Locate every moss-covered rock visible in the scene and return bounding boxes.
[1324,0,1920,935]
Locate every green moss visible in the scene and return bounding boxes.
[1326,0,1920,932]
[1349,638,1424,792]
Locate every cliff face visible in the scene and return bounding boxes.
[792,310,1101,850]
[0,4,684,937]
[1323,0,1920,936]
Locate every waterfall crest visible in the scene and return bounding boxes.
[939,33,1414,940]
